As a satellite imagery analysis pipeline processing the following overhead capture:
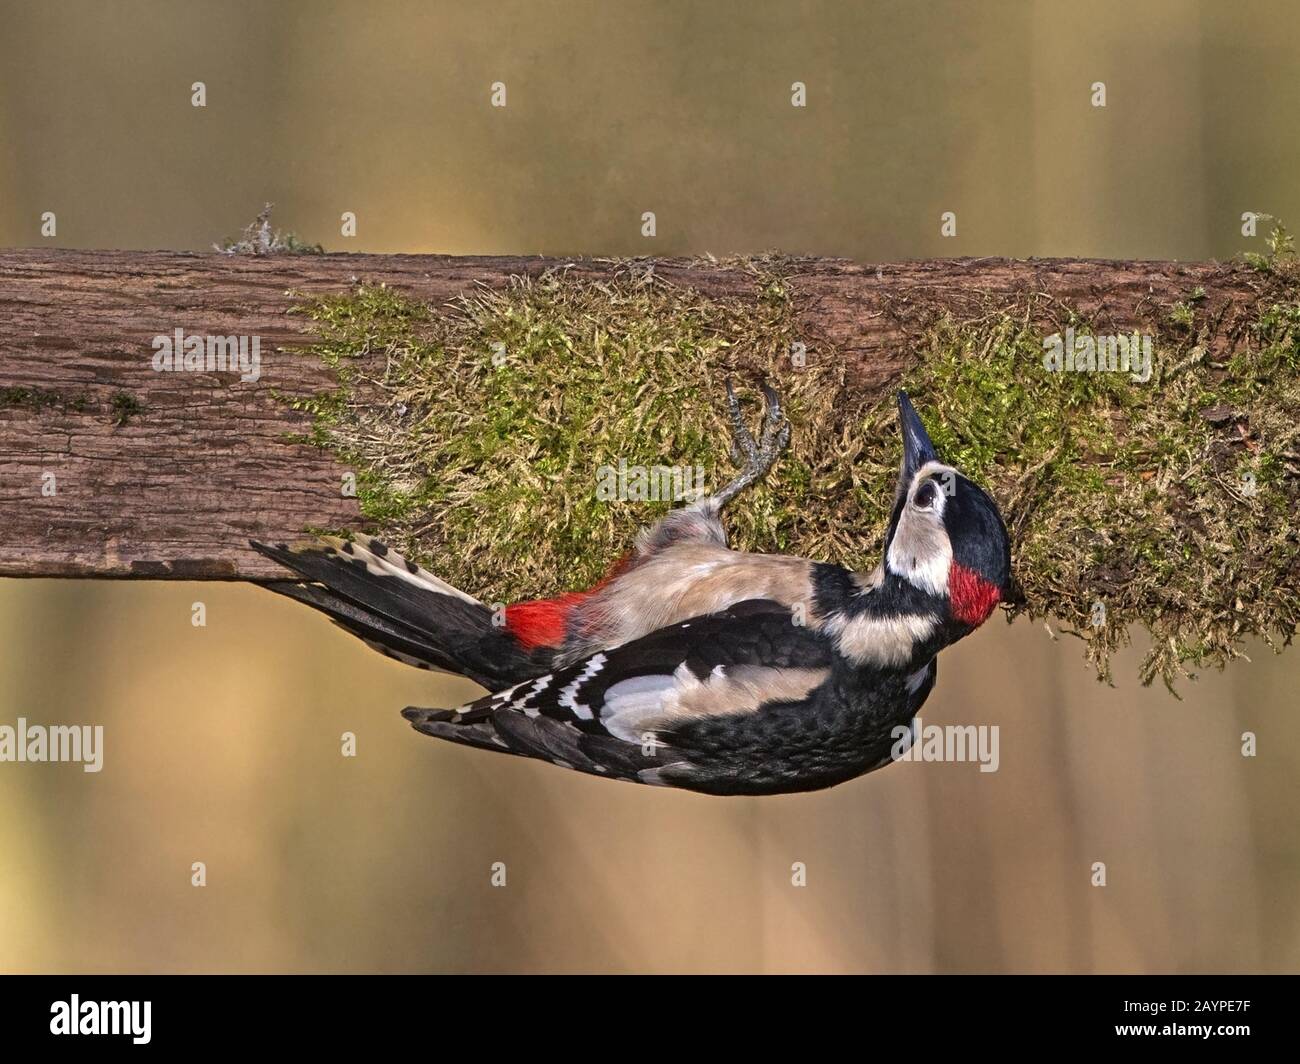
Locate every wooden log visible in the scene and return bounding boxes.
[0,249,1263,579]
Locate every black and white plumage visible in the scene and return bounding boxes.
[253,386,1010,796]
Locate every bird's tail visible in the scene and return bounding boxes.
[250,536,553,689]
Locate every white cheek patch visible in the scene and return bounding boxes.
[887,463,955,597]
[887,530,951,597]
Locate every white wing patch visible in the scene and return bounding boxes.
[601,663,829,743]
[601,671,685,743]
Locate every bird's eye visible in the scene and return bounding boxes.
[912,479,938,510]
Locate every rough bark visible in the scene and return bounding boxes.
[0,249,1265,579]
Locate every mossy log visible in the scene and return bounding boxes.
[1,248,1296,684]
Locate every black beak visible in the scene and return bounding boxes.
[885,391,941,546]
[896,390,938,493]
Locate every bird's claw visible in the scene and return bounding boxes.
[716,379,790,506]
[724,379,758,462]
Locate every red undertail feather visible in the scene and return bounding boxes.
[504,594,584,649]
[504,551,635,649]
[947,562,1002,627]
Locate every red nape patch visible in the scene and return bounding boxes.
[947,562,1002,627]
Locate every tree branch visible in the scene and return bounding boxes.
[0,249,1270,580]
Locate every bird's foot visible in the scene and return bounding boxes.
[714,380,791,506]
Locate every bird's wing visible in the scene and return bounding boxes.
[403,599,835,787]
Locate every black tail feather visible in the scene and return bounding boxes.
[263,579,474,680]
[251,537,551,689]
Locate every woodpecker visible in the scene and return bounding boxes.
[253,385,1010,795]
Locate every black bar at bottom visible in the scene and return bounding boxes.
[0,973,1288,1050]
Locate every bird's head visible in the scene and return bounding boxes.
[882,392,1011,631]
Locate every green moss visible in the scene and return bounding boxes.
[109,391,145,426]
[1,385,147,425]
[1169,301,1196,330]
[1,386,55,412]
[1244,219,1297,278]
[2,386,80,413]
[289,249,1299,690]
[288,264,846,601]
[0,386,92,415]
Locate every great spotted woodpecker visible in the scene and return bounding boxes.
[252,386,1010,795]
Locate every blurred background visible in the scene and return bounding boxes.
[0,0,1297,972]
